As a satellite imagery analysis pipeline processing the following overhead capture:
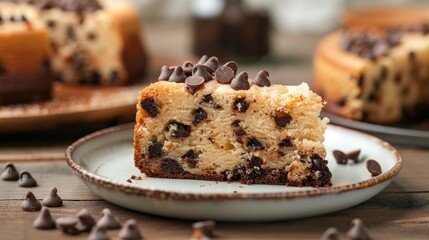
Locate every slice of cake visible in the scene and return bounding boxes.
[134,56,331,187]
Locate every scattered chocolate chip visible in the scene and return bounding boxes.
[158,65,173,81]
[201,94,214,103]
[192,65,212,81]
[233,98,249,112]
[215,66,235,83]
[320,227,339,240]
[141,98,159,117]
[185,75,205,94]
[182,150,199,168]
[366,159,382,176]
[97,208,121,230]
[197,55,208,65]
[231,120,246,139]
[192,107,208,124]
[192,220,215,237]
[33,207,56,230]
[274,112,292,127]
[246,137,264,150]
[77,209,96,233]
[42,187,63,207]
[21,15,28,22]
[338,96,347,106]
[161,157,184,174]
[223,61,238,74]
[119,219,143,240]
[126,179,132,183]
[231,72,250,90]
[9,16,15,22]
[182,61,194,76]
[311,155,332,187]
[66,25,76,41]
[22,192,41,212]
[148,142,163,159]
[56,217,79,235]
[89,71,101,84]
[166,120,191,138]
[89,225,110,240]
[252,70,271,87]
[18,171,37,188]
[357,74,365,88]
[347,218,370,240]
[333,150,348,164]
[46,20,56,29]
[110,70,119,83]
[87,32,97,41]
[203,56,219,73]
[169,66,187,83]
[1,162,19,181]
[279,138,293,147]
[394,73,401,84]
[347,149,361,163]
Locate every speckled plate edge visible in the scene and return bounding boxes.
[65,123,403,201]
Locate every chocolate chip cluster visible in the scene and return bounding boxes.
[158,55,271,94]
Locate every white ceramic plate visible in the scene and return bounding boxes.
[66,124,402,222]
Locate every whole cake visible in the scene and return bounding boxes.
[313,28,429,124]
[134,56,331,187]
[0,2,52,105]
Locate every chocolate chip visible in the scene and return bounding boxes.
[141,98,159,117]
[233,98,249,112]
[201,94,214,103]
[347,218,370,240]
[203,56,219,73]
[110,70,119,83]
[1,163,19,181]
[56,217,80,235]
[185,75,205,94]
[97,208,121,230]
[320,227,339,240]
[247,137,264,150]
[148,142,163,159]
[21,15,28,22]
[192,65,212,81]
[166,120,191,138]
[252,70,271,87]
[87,32,97,41]
[338,96,347,106]
[33,207,56,230]
[197,55,208,65]
[119,219,143,240]
[158,65,173,81]
[89,71,101,84]
[66,25,76,41]
[77,209,96,233]
[46,20,56,29]
[18,171,37,188]
[311,155,332,187]
[366,159,382,176]
[161,157,184,174]
[42,187,63,207]
[192,107,208,124]
[9,16,15,22]
[223,61,238,74]
[279,138,293,147]
[169,66,187,83]
[215,66,235,83]
[274,112,292,127]
[408,51,416,62]
[182,150,199,168]
[333,150,348,164]
[357,74,365,88]
[89,225,110,240]
[231,72,250,90]
[22,192,41,212]
[182,61,194,76]
[231,120,246,138]
[347,149,361,163]
[394,73,401,84]
[192,220,215,237]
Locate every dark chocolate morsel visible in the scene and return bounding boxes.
[274,112,292,127]
[366,159,382,177]
[252,70,271,87]
[231,72,250,90]
[185,75,205,94]
[161,157,184,174]
[192,220,216,237]
[279,138,293,147]
[231,120,246,138]
[88,225,110,240]
[1,162,19,181]
[42,187,63,207]
[22,191,41,212]
[233,98,249,112]
[119,219,143,240]
[347,149,361,163]
[77,209,96,233]
[333,150,348,165]
[203,56,219,73]
[169,66,187,83]
[347,218,370,240]
[192,107,208,124]
[182,150,199,168]
[223,61,238,74]
[192,64,212,81]
[97,208,121,230]
[18,170,37,188]
[141,98,159,117]
[158,65,172,81]
[197,55,208,65]
[148,142,163,159]
[33,207,56,230]
[182,61,194,76]
[166,120,191,138]
[320,227,339,240]
[56,217,80,235]
[215,66,235,84]
[246,137,264,150]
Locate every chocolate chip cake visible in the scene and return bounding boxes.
[313,28,429,124]
[134,56,331,187]
[0,2,52,105]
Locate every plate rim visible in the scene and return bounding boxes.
[65,123,403,201]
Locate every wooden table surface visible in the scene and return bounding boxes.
[1,22,429,240]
